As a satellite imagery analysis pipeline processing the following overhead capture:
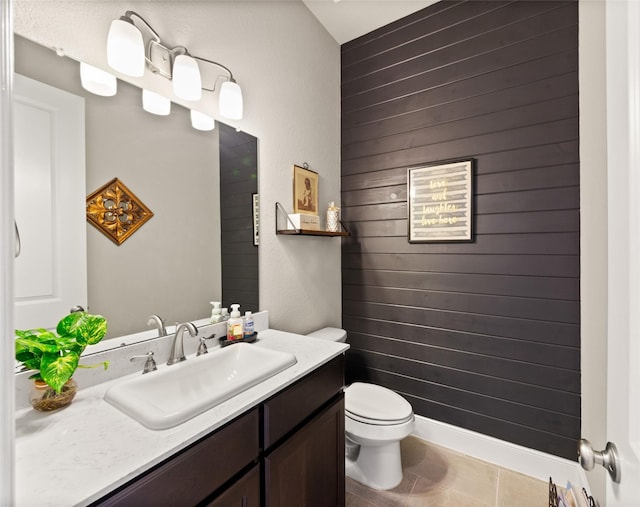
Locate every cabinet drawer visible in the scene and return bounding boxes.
[263,355,344,449]
[96,408,259,506]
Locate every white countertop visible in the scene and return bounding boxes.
[15,328,348,507]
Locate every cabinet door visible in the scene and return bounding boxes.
[95,409,259,506]
[265,395,345,507]
[206,464,260,507]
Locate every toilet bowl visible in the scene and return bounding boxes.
[306,327,415,490]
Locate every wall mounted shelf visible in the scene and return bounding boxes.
[275,202,350,237]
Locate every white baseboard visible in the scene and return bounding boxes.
[411,415,585,490]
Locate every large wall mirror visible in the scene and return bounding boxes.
[14,34,258,340]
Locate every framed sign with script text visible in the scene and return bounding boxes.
[407,159,474,243]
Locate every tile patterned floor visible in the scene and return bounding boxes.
[346,436,548,507]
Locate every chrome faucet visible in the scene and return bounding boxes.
[167,322,198,365]
[147,314,167,337]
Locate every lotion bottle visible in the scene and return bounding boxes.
[243,311,255,337]
[227,304,243,341]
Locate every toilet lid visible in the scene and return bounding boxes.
[345,382,413,423]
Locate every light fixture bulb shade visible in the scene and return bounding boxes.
[80,62,117,96]
[107,18,145,77]
[173,55,202,101]
[142,89,171,116]
[190,110,215,131]
[219,80,243,120]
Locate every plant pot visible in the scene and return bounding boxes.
[30,378,78,411]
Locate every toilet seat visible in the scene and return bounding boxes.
[345,382,413,425]
[346,411,414,426]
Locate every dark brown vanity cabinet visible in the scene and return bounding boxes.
[95,408,260,507]
[263,354,346,506]
[265,397,345,507]
[94,355,345,507]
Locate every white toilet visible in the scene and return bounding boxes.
[306,327,415,490]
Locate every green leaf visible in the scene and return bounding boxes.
[15,335,60,356]
[40,352,79,393]
[57,312,107,346]
[15,350,41,371]
[15,329,41,339]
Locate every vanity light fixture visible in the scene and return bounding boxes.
[172,54,202,101]
[107,14,146,76]
[106,10,244,120]
[142,89,171,116]
[80,62,117,96]
[190,110,215,131]
[219,80,243,120]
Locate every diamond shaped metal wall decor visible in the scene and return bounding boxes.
[86,177,154,245]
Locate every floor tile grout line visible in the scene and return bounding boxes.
[495,467,501,507]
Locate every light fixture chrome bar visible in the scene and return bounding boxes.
[122,11,161,45]
[192,55,235,83]
[148,42,186,79]
[120,10,178,79]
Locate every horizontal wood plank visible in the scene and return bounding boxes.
[342,286,580,324]
[343,318,579,371]
[342,252,580,278]
[347,353,580,417]
[342,300,579,348]
[342,269,579,300]
[344,209,579,237]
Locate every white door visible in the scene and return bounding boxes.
[604,1,640,505]
[13,73,87,330]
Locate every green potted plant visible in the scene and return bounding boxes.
[15,311,109,411]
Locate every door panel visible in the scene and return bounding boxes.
[604,1,640,505]
[13,74,86,330]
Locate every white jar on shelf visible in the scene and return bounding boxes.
[326,202,340,232]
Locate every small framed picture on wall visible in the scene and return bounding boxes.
[407,159,474,243]
[293,164,319,215]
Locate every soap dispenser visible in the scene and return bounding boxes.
[227,304,243,341]
[210,301,222,323]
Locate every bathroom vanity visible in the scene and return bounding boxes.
[97,357,345,506]
[14,326,348,506]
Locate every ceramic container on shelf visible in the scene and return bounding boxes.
[326,202,340,232]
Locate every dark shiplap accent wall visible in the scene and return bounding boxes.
[219,123,259,312]
[340,0,580,459]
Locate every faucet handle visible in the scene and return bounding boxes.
[130,352,157,374]
[196,333,217,356]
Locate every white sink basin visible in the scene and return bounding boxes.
[104,343,297,429]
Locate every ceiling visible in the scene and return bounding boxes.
[302,0,438,44]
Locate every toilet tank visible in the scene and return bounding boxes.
[306,327,347,343]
